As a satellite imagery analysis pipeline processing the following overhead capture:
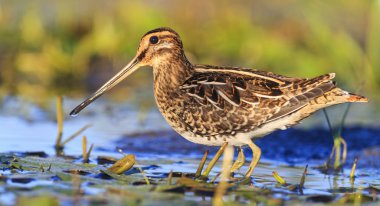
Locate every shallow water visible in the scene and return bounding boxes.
[0,97,379,205]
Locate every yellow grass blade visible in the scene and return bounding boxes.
[350,157,358,179]
[203,142,228,177]
[55,96,64,147]
[195,150,209,177]
[272,171,286,185]
[213,145,234,206]
[61,124,92,146]
[107,154,135,174]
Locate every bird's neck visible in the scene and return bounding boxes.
[152,54,193,92]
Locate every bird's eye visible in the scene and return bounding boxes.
[149,36,159,44]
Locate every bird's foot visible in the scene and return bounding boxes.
[244,141,262,178]
[230,147,245,173]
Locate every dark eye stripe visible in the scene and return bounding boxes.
[137,49,147,61]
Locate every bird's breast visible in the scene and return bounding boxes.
[153,83,187,130]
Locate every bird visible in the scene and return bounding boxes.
[70,27,368,178]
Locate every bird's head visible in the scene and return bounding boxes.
[136,27,185,67]
[70,27,186,116]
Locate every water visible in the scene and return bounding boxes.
[0,97,379,205]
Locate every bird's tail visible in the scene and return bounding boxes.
[324,88,368,104]
[301,73,368,104]
[345,92,368,102]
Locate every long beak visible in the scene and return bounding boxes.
[70,57,140,116]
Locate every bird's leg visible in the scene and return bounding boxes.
[202,142,228,177]
[230,147,245,173]
[244,141,261,178]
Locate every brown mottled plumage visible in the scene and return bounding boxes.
[70,27,368,177]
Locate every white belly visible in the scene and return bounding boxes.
[177,130,254,147]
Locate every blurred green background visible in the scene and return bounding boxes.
[0,0,379,109]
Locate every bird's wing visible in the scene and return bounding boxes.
[181,72,284,109]
[179,65,336,135]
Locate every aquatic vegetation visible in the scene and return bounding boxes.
[273,171,286,185]
[107,154,135,175]
[271,165,308,194]
[54,96,91,155]
[195,150,208,178]
[1,151,378,205]
[202,142,228,179]
[55,96,64,147]
[322,103,355,172]
[299,165,308,191]
[213,145,234,206]
[350,157,358,180]
[82,136,93,163]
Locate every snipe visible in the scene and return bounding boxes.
[70,27,368,178]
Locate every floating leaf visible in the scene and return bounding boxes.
[107,154,135,174]
[155,185,186,193]
[176,177,204,188]
[10,160,22,170]
[17,195,59,206]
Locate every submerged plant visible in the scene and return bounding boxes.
[195,150,209,178]
[82,136,94,163]
[299,164,308,194]
[54,96,91,155]
[202,142,228,178]
[55,96,64,148]
[323,103,352,171]
[350,157,359,187]
[272,165,308,194]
